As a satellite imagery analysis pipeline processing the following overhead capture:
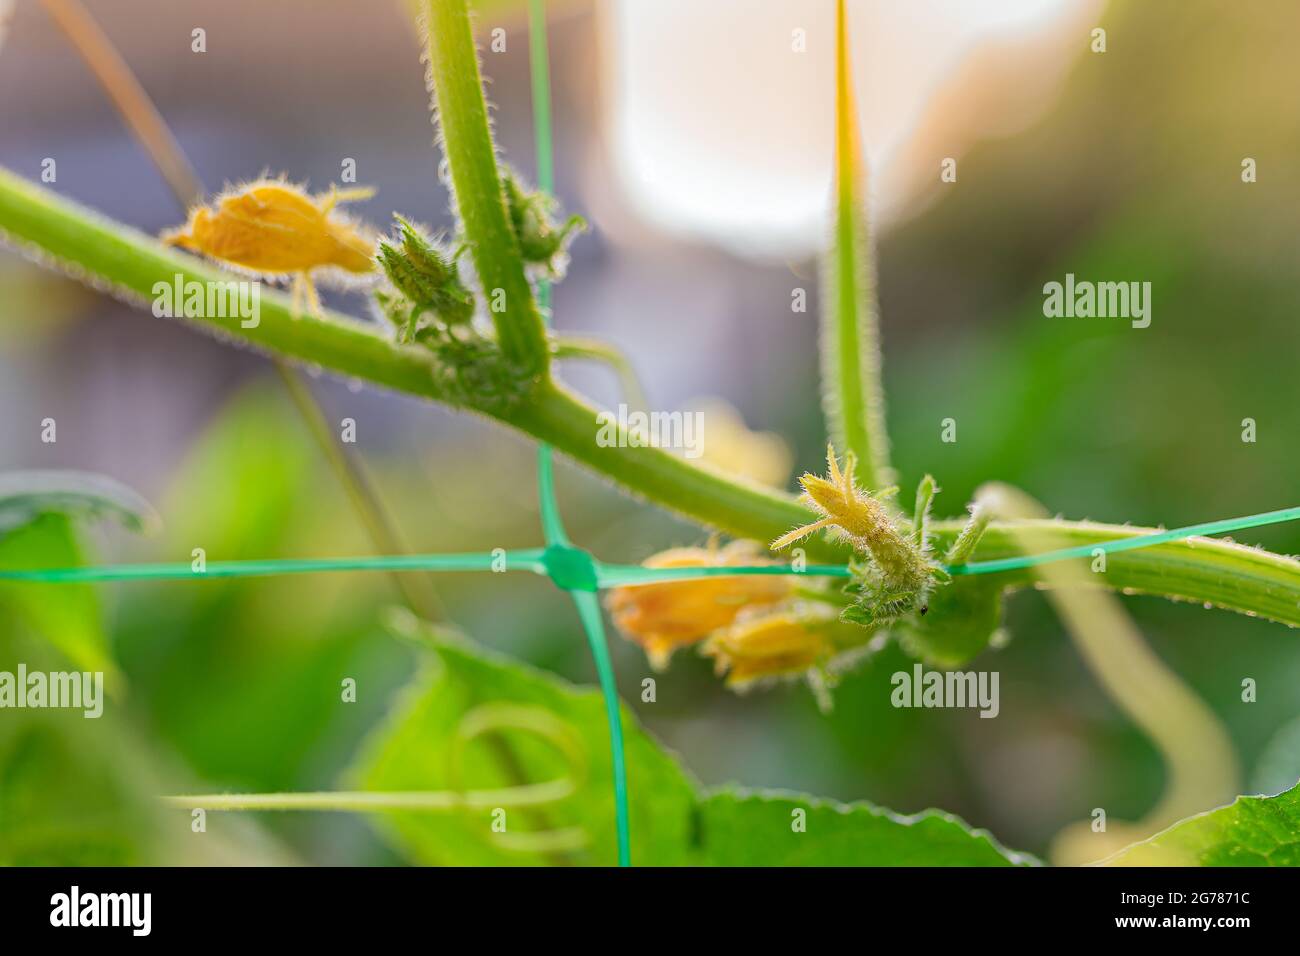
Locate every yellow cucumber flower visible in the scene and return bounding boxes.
[703,611,832,689]
[606,542,790,670]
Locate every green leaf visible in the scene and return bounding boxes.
[349,626,697,866]
[0,469,159,536]
[0,469,157,681]
[349,624,1036,866]
[697,788,1035,866]
[1105,781,1300,866]
[0,718,147,866]
[0,513,115,679]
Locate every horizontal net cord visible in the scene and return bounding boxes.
[945,505,1300,577]
[2,507,1297,586]
[0,548,548,582]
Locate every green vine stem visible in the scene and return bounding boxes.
[424,0,548,377]
[0,167,456,395]
[953,519,1300,626]
[821,0,893,490]
[1,167,1298,625]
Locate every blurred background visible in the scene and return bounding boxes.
[0,0,1298,864]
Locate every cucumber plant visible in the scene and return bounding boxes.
[0,0,1297,867]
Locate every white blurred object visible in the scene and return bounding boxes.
[598,0,1097,260]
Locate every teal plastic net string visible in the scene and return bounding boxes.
[526,0,631,868]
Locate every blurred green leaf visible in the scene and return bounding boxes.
[697,789,1033,866]
[0,719,144,866]
[351,627,698,866]
[0,494,180,865]
[0,469,159,536]
[0,470,157,681]
[114,385,406,798]
[0,616,290,866]
[0,513,115,679]
[1106,781,1300,866]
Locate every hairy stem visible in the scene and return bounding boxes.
[424,0,547,377]
[511,382,831,551]
[0,167,459,399]
[935,518,1300,627]
[161,780,572,811]
[821,0,893,489]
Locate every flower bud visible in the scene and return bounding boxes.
[501,167,585,277]
[376,215,475,328]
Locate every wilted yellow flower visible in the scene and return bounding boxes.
[606,542,791,670]
[164,178,377,317]
[703,612,832,689]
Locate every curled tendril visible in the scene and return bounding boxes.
[161,705,591,855]
[447,702,590,855]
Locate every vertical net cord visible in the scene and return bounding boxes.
[528,0,632,867]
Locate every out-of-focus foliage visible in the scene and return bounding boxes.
[0,509,145,864]
[112,387,414,804]
[0,469,159,536]
[0,509,287,865]
[1251,718,1300,798]
[0,514,113,678]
